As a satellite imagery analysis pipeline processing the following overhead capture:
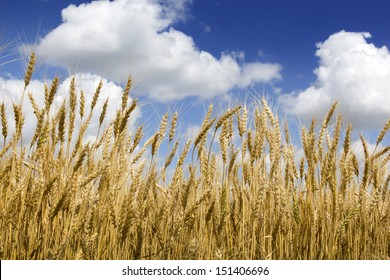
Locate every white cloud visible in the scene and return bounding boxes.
[239,62,282,88]
[25,0,281,101]
[279,30,390,129]
[0,74,140,146]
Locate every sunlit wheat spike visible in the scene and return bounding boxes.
[164,140,179,170]
[247,130,253,160]
[261,98,275,125]
[227,114,233,140]
[43,83,49,106]
[121,77,132,112]
[177,139,191,167]
[130,125,143,154]
[90,80,103,111]
[342,123,352,157]
[29,110,44,149]
[0,141,11,158]
[73,145,88,173]
[219,121,229,164]
[12,103,24,135]
[27,92,40,117]
[151,112,168,156]
[204,104,213,124]
[376,119,390,147]
[1,103,7,145]
[360,134,370,189]
[372,146,390,161]
[169,111,178,143]
[360,135,370,161]
[36,120,49,154]
[45,77,59,112]
[24,52,36,89]
[284,120,290,144]
[299,156,305,180]
[330,114,342,154]
[118,98,137,135]
[237,106,247,137]
[228,147,239,174]
[215,105,241,131]
[99,98,109,127]
[324,101,338,128]
[113,109,122,137]
[131,144,147,165]
[69,76,77,112]
[58,102,66,143]
[351,152,359,177]
[194,118,215,149]
[79,90,85,120]
[102,124,114,160]
[318,102,337,149]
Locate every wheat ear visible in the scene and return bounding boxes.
[24,52,36,89]
[169,112,178,143]
[1,103,7,146]
[121,77,132,112]
[375,119,390,148]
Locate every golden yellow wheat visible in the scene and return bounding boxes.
[0,54,389,260]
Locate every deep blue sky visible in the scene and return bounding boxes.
[2,0,390,92]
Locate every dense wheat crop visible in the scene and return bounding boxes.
[0,53,389,259]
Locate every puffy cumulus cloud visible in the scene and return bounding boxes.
[279,30,390,129]
[26,0,280,101]
[239,63,282,88]
[0,74,140,145]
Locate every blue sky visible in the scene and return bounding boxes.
[1,0,389,151]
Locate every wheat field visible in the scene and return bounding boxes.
[0,53,389,260]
